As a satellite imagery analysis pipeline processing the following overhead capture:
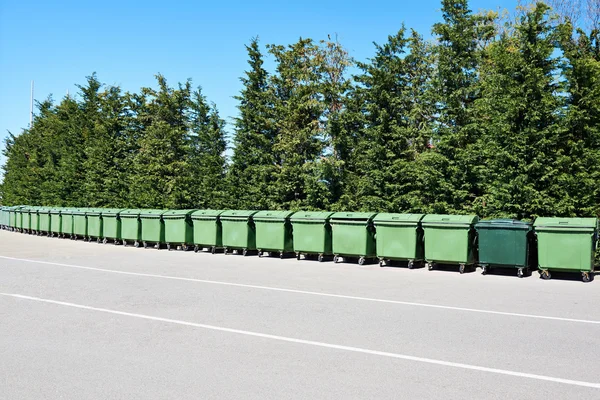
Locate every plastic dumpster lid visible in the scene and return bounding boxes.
[290,211,335,221]
[49,208,63,214]
[162,209,197,217]
[139,209,166,217]
[191,210,223,218]
[253,210,295,220]
[219,210,259,218]
[60,208,76,215]
[101,208,125,215]
[476,219,531,230]
[120,209,142,216]
[373,213,425,223]
[330,211,377,221]
[72,208,91,215]
[533,217,598,230]
[83,208,106,216]
[421,214,478,225]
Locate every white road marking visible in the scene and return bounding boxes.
[1,255,599,325]
[1,292,599,389]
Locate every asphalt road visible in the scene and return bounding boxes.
[1,230,599,399]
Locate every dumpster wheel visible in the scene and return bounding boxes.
[211,246,216,254]
[408,260,414,269]
[540,269,551,280]
[194,245,199,253]
[427,262,435,271]
[358,256,366,266]
[318,254,324,262]
[242,249,249,257]
[333,255,340,263]
[135,241,141,248]
[517,268,525,278]
[224,248,228,255]
[167,244,172,251]
[378,258,385,267]
[182,244,189,251]
[459,264,466,274]
[582,272,591,283]
[279,252,285,259]
[296,252,301,260]
[258,250,263,258]
[481,265,488,275]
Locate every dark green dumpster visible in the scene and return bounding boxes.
[49,208,63,237]
[140,209,166,249]
[476,219,532,278]
[61,208,76,239]
[534,217,598,282]
[290,211,334,262]
[422,214,479,274]
[220,210,258,256]
[86,208,105,243]
[191,210,223,253]
[120,209,142,247]
[373,213,425,268]
[163,209,196,251]
[72,208,88,241]
[38,207,52,236]
[101,209,125,244]
[330,212,377,265]
[254,210,295,258]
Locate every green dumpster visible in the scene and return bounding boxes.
[15,206,27,233]
[163,209,197,251]
[220,210,258,256]
[101,209,124,244]
[330,212,377,265]
[8,206,22,231]
[140,209,166,249]
[72,208,89,241]
[191,210,223,253]
[254,210,295,258]
[0,206,7,229]
[49,208,63,237]
[533,217,598,282]
[475,219,532,278]
[290,211,334,262]
[373,213,425,268]
[86,208,105,243]
[61,208,76,239]
[21,206,33,234]
[422,214,479,274]
[120,209,142,247]
[37,207,52,236]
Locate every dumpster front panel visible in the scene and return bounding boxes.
[192,218,222,247]
[221,219,256,250]
[120,210,142,241]
[86,209,104,238]
[49,210,62,234]
[375,225,422,261]
[61,211,75,236]
[476,220,531,268]
[291,221,332,254]
[140,211,165,243]
[423,226,472,264]
[30,208,41,232]
[537,231,595,272]
[38,208,51,233]
[72,210,88,237]
[255,220,293,252]
[331,222,376,257]
[21,209,32,231]
[164,218,194,244]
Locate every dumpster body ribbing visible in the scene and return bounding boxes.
[191,210,223,251]
[220,210,257,253]
[163,210,196,248]
[422,214,478,269]
[534,217,598,281]
[330,212,377,263]
[254,211,295,255]
[373,213,425,266]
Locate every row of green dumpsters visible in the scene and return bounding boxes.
[1,206,598,281]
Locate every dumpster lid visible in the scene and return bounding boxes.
[476,219,531,230]
[49,208,63,214]
[373,213,425,223]
[120,209,142,216]
[533,217,598,230]
[139,209,166,217]
[421,214,478,225]
[162,209,197,217]
[72,208,91,215]
[220,210,258,218]
[254,210,295,220]
[290,211,335,221]
[191,210,223,218]
[101,208,125,216]
[59,208,76,215]
[83,208,106,216]
[330,212,377,221]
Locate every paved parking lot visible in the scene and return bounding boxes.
[1,230,599,399]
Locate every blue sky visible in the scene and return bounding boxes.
[0,0,519,170]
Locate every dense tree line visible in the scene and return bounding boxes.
[2,0,599,220]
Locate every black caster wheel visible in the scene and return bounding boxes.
[182,244,188,251]
[102,238,108,244]
[540,270,551,280]
[279,252,284,259]
[167,244,172,251]
[224,248,228,255]
[296,253,301,260]
[211,247,216,254]
[194,245,199,253]
[517,268,524,278]
[427,262,434,271]
[459,264,466,274]
[135,241,141,248]
[258,251,263,258]
[481,265,488,275]
[114,240,119,245]
[379,259,385,267]
[358,256,366,266]
[408,260,414,269]
[123,240,128,247]
[582,272,591,283]
[318,254,324,262]
[242,249,248,257]
[333,255,340,263]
